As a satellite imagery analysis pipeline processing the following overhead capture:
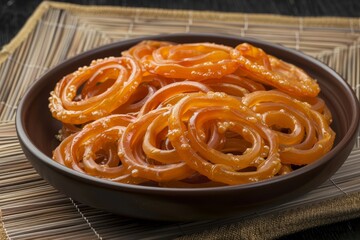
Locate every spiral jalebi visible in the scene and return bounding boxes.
[231,43,320,97]
[49,40,335,187]
[49,57,142,124]
[142,43,240,80]
[242,90,335,165]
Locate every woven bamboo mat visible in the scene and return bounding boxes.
[1,1,360,239]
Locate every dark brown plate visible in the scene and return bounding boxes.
[16,33,360,221]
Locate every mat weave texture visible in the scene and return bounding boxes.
[1,2,360,239]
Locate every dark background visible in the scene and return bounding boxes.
[1,0,360,239]
[1,0,360,47]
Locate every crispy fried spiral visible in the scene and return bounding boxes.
[53,114,144,184]
[231,43,320,97]
[168,92,282,185]
[122,40,174,62]
[50,40,335,187]
[141,43,240,80]
[242,90,335,165]
[49,57,142,124]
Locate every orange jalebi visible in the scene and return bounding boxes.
[113,75,176,115]
[138,81,211,116]
[53,114,144,184]
[120,108,194,182]
[142,43,240,80]
[200,73,266,98]
[167,92,281,185]
[231,43,320,97]
[242,90,335,165]
[49,40,335,187]
[49,57,142,124]
[122,40,174,62]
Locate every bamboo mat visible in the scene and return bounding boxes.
[1,1,360,239]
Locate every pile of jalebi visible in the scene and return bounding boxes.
[49,40,335,187]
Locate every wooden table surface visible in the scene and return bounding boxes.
[1,0,359,239]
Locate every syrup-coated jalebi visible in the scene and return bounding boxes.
[231,43,320,97]
[49,57,142,124]
[122,40,174,62]
[200,73,265,98]
[242,90,335,165]
[53,114,145,184]
[138,81,211,116]
[167,92,281,185]
[141,42,240,80]
[120,108,194,182]
[49,40,335,187]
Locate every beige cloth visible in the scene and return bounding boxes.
[179,192,360,239]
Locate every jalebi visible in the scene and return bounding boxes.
[231,43,320,97]
[142,43,240,80]
[49,40,335,187]
[49,57,142,124]
[242,90,335,165]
